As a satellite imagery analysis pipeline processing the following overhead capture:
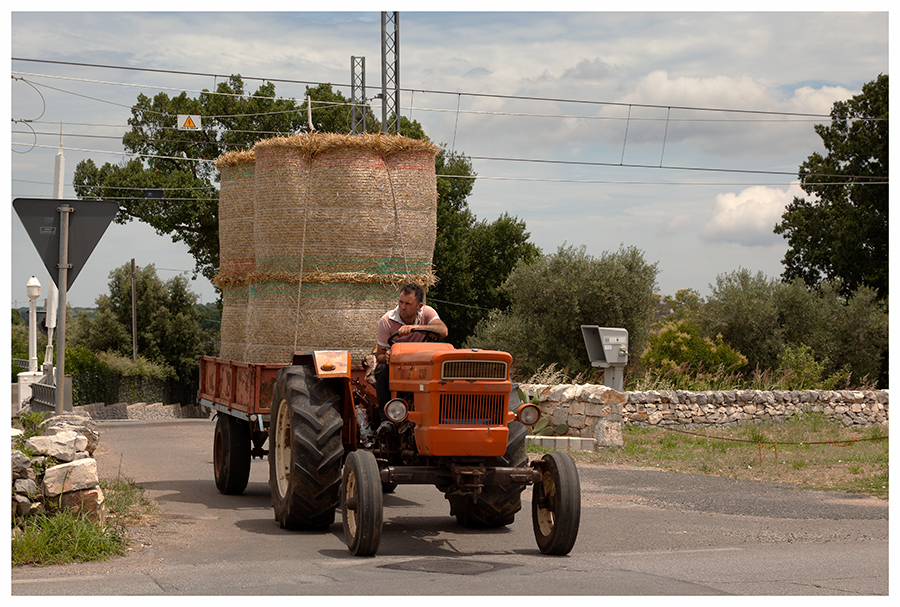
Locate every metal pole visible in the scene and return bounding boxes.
[55,204,73,414]
[132,258,138,360]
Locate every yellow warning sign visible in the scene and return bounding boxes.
[177,114,202,130]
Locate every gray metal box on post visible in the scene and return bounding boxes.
[581,326,628,391]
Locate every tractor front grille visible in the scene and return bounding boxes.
[438,393,506,426]
[441,360,508,380]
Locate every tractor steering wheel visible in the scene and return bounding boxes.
[387,327,442,346]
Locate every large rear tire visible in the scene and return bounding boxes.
[447,421,528,527]
[532,451,581,555]
[213,414,252,495]
[268,366,344,530]
[341,450,383,556]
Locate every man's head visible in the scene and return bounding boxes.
[397,283,424,324]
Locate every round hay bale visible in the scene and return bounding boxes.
[215,133,440,364]
[216,152,255,360]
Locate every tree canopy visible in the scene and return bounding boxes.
[774,74,888,299]
[697,268,887,385]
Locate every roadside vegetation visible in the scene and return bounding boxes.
[529,412,888,500]
[11,477,158,567]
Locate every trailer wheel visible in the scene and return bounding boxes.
[341,450,383,556]
[213,414,252,495]
[447,421,528,527]
[268,366,344,530]
[532,451,581,555]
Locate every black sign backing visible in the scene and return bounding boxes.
[13,198,120,291]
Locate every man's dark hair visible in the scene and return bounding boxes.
[400,283,424,304]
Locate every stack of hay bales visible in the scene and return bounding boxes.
[214,133,440,363]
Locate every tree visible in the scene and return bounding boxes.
[775,74,888,299]
[468,244,658,380]
[700,269,784,372]
[700,269,888,386]
[68,263,205,383]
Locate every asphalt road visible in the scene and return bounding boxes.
[11,418,889,596]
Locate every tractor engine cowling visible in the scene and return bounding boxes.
[387,343,514,457]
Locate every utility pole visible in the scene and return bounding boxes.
[381,11,400,135]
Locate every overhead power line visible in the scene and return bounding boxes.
[13,57,861,121]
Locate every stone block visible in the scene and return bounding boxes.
[54,487,106,522]
[593,420,623,449]
[25,430,79,462]
[42,458,99,497]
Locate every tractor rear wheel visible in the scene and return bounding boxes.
[341,450,383,556]
[532,451,581,555]
[213,414,251,495]
[447,421,528,527]
[268,366,344,530]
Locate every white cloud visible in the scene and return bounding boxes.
[701,183,805,247]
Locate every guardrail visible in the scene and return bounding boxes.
[27,378,72,414]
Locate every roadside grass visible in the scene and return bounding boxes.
[532,412,889,499]
[11,477,158,566]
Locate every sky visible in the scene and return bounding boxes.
[5,6,892,313]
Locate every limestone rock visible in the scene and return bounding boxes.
[11,449,32,479]
[24,430,79,462]
[42,414,100,455]
[593,419,624,449]
[55,487,107,521]
[42,458,99,497]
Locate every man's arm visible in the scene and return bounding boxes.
[397,317,448,339]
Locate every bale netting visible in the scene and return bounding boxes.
[214,132,441,364]
[216,151,256,360]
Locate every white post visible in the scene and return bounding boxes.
[26,276,40,372]
[45,123,64,378]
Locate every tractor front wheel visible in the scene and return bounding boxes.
[341,450,383,556]
[532,451,581,555]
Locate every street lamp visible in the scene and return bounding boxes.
[26,276,41,373]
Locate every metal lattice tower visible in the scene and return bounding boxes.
[350,56,366,135]
[380,11,400,135]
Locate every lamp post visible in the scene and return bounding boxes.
[26,276,41,373]
[17,276,44,413]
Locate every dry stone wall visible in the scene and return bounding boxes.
[518,384,889,450]
[11,414,105,520]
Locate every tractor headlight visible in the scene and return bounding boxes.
[384,398,409,423]
[516,403,541,426]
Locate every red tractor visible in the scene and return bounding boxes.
[200,331,581,556]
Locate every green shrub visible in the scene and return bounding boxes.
[65,345,110,376]
[96,351,175,381]
[776,343,849,390]
[643,320,747,371]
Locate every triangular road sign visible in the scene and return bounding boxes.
[13,198,120,291]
